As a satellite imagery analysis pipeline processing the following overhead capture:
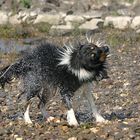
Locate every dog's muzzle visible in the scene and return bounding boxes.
[99,46,109,62]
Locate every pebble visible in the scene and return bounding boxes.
[68,137,77,140]
[16,138,23,140]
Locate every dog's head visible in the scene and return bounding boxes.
[77,43,109,70]
[58,36,109,81]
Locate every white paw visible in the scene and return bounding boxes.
[24,114,32,124]
[96,115,105,123]
[67,116,79,126]
[24,104,32,124]
[67,109,79,126]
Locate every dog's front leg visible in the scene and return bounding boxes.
[83,83,105,122]
[60,91,79,126]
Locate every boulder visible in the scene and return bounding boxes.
[104,16,132,29]
[34,13,62,25]
[65,15,85,24]
[82,10,103,19]
[50,24,74,35]
[9,14,21,24]
[131,16,140,29]
[79,18,104,30]
[0,11,8,24]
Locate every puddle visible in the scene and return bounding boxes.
[0,38,38,54]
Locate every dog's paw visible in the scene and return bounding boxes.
[24,115,33,124]
[24,111,33,124]
[67,117,79,126]
[67,109,79,126]
[96,116,106,123]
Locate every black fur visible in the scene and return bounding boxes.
[0,41,109,118]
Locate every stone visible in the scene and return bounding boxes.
[68,137,77,140]
[65,15,85,24]
[0,11,8,24]
[79,18,104,30]
[18,11,28,20]
[104,16,132,29]
[50,24,74,35]
[136,29,140,33]
[82,10,103,19]
[117,9,135,16]
[16,138,23,140]
[34,13,62,25]
[131,16,140,29]
[71,0,91,13]
[9,14,21,24]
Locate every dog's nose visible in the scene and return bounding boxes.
[102,46,109,53]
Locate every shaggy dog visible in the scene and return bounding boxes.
[0,35,109,126]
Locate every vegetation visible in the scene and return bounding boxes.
[0,22,52,38]
[20,0,31,9]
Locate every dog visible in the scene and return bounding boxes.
[0,35,109,126]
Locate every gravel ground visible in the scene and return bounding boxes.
[0,30,140,140]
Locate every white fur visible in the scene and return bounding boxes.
[71,68,93,81]
[67,108,79,126]
[24,104,32,124]
[58,44,73,66]
[58,44,93,81]
[95,114,105,122]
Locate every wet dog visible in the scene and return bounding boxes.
[0,35,109,126]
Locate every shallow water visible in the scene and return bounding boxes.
[0,39,36,54]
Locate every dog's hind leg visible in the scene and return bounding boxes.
[38,88,55,122]
[24,101,32,124]
[83,83,105,122]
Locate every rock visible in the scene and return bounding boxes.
[68,137,77,140]
[0,11,8,24]
[18,11,29,20]
[90,127,99,133]
[16,138,23,140]
[91,0,112,9]
[82,10,103,19]
[104,16,132,29]
[131,16,140,29]
[129,131,136,139]
[50,24,74,35]
[59,0,74,12]
[132,0,140,15]
[9,14,21,24]
[117,9,135,16]
[71,0,91,13]
[34,13,62,25]
[79,18,104,30]
[114,132,123,139]
[136,29,140,33]
[65,15,85,24]
[134,126,140,133]
[17,10,38,23]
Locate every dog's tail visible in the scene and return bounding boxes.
[0,60,30,88]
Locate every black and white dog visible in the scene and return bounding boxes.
[0,35,109,126]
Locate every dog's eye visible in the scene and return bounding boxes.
[91,46,95,50]
[91,54,95,57]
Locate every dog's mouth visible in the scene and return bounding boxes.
[99,52,108,62]
[98,45,109,62]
